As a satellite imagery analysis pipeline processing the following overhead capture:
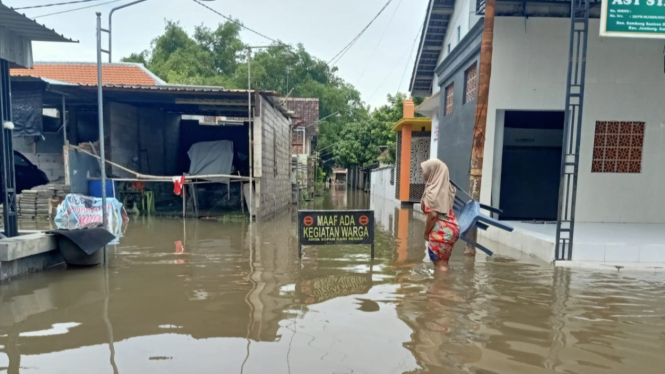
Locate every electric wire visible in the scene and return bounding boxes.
[13,0,107,10]
[327,0,394,66]
[367,21,423,103]
[192,0,280,44]
[32,0,122,18]
[354,0,403,86]
[396,21,425,93]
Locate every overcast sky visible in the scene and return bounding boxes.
[5,0,428,109]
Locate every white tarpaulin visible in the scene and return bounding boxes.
[54,194,128,244]
[187,140,234,182]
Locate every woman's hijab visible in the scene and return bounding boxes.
[421,159,456,214]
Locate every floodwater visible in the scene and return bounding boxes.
[2,188,665,373]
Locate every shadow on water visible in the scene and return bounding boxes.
[1,186,665,373]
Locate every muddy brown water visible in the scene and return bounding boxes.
[1,188,665,373]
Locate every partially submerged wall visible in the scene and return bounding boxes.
[254,95,292,219]
[370,166,397,203]
[483,18,665,224]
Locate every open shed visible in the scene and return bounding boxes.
[9,75,293,220]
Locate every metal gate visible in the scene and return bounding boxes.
[555,0,590,261]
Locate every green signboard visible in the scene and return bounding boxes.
[601,0,665,39]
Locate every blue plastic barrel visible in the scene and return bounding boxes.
[88,180,116,198]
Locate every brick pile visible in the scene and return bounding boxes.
[0,183,70,220]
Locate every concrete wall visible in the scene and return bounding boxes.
[106,102,139,178]
[435,19,482,190]
[106,102,180,178]
[163,114,180,175]
[483,17,665,224]
[254,95,292,219]
[68,148,100,194]
[138,108,166,175]
[14,134,65,183]
[430,112,439,159]
[370,166,398,203]
[432,0,482,95]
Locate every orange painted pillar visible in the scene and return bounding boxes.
[399,124,412,202]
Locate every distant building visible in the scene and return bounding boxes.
[285,98,319,199]
[286,98,319,155]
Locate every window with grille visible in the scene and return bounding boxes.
[591,121,644,173]
[464,64,477,104]
[445,84,454,116]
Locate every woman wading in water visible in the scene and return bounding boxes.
[421,159,460,272]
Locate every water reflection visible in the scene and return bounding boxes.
[0,190,664,373]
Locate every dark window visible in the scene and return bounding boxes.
[390,168,394,185]
[457,26,461,42]
[447,43,451,54]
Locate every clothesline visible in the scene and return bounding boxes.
[69,144,251,182]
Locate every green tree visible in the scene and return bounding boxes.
[122,21,242,85]
[331,93,423,168]
[123,21,423,171]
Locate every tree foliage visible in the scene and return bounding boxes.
[123,21,422,170]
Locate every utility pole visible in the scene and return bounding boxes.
[467,0,496,257]
[96,13,109,263]
[247,48,254,220]
[108,0,147,62]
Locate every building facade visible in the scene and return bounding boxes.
[410,0,665,266]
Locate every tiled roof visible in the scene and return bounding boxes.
[10,62,164,86]
[285,98,319,129]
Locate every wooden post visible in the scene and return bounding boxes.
[190,184,199,217]
[182,181,186,219]
[467,0,496,257]
[298,221,302,258]
[63,142,70,187]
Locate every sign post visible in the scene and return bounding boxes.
[600,0,665,39]
[298,210,375,259]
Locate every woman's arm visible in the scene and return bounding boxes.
[424,210,438,241]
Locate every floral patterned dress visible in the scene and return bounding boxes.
[423,204,460,262]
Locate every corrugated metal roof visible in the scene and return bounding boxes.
[10,74,75,86]
[409,0,454,97]
[0,3,75,42]
[90,83,275,95]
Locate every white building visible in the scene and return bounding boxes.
[410,0,665,269]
